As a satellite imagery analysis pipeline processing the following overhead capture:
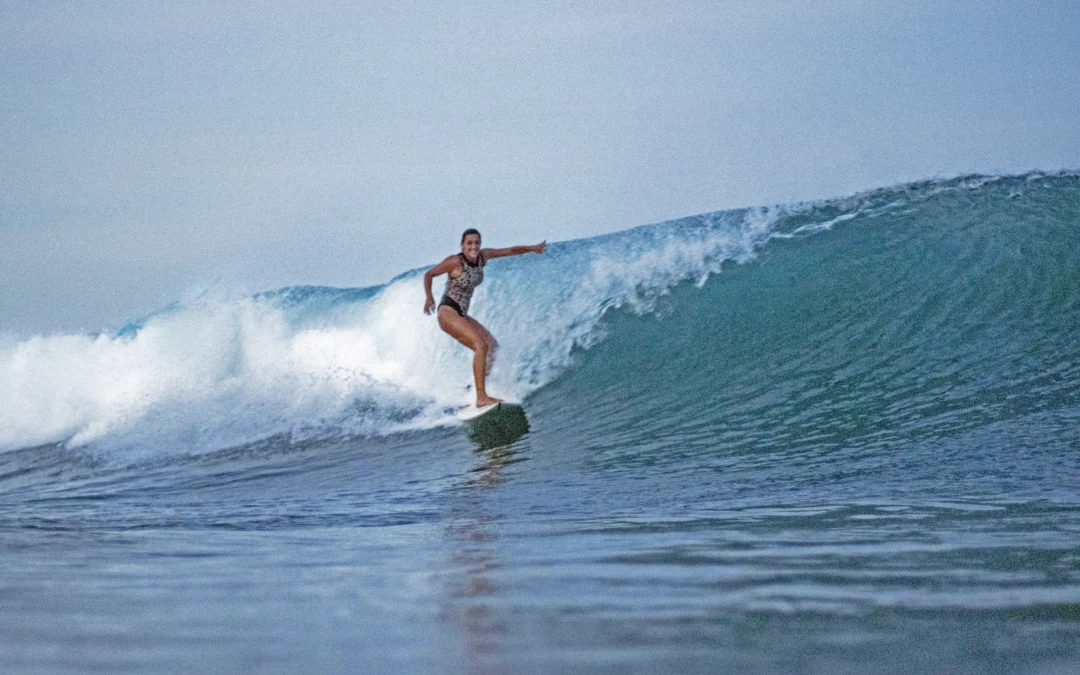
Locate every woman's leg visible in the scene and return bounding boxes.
[437,306,502,407]
[464,315,499,374]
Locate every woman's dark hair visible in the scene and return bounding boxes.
[461,228,481,244]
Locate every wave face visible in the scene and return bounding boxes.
[2,172,1079,464]
[534,172,1080,479]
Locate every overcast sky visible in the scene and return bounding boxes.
[2,0,1078,336]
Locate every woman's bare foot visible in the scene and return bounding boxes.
[476,394,503,409]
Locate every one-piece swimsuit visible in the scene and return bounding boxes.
[439,252,485,316]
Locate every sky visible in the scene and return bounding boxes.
[2,0,1078,336]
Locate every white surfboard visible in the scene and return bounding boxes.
[455,400,523,422]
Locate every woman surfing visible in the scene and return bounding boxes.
[424,229,546,408]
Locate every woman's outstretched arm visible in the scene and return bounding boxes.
[481,241,546,261]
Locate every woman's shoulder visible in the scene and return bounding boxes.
[444,253,465,274]
[427,254,463,276]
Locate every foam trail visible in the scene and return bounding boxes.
[0,207,778,459]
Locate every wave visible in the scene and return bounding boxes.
[534,172,1080,468]
[2,171,1078,462]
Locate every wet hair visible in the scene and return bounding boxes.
[461,228,481,244]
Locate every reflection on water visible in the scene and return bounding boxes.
[468,443,529,487]
[444,516,505,670]
[441,440,528,674]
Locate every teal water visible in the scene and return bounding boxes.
[1,172,1079,673]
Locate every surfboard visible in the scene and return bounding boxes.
[459,402,529,448]
[455,400,522,421]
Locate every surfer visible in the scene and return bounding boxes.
[424,229,546,408]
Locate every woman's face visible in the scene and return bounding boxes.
[462,233,481,260]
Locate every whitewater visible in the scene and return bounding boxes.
[2,171,1079,674]
[0,199,775,456]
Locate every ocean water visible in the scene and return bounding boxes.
[2,171,1079,674]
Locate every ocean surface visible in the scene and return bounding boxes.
[2,171,1079,674]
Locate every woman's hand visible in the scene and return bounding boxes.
[533,241,547,254]
[424,296,436,315]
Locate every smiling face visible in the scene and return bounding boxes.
[461,233,481,262]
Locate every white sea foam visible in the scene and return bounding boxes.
[0,209,777,457]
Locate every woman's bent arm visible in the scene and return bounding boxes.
[423,255,459,314]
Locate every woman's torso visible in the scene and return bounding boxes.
[441,252,485,314]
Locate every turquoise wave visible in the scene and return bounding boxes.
[1,171,1077,462]
[530,172,1080,478]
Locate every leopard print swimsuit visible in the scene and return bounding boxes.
[439,252,485,316]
